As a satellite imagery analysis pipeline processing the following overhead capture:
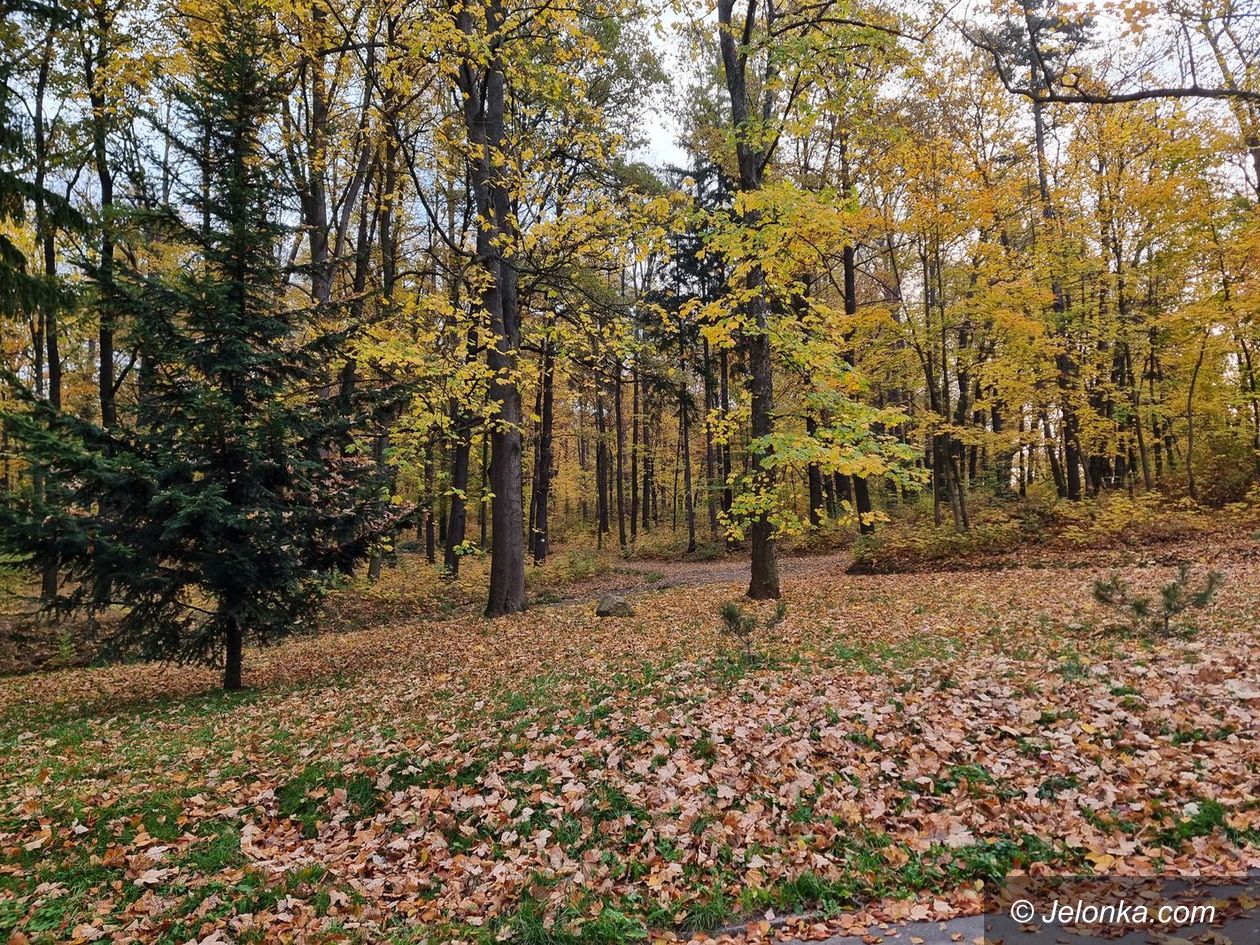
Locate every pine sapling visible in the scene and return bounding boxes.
[1093,563,1222,637]
[719,600,788,663]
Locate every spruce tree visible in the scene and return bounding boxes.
[2,0,394,689]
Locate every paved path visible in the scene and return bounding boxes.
[776,902,1260,945]
[790,915,984,945]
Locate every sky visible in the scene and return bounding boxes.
[627,6,691,171]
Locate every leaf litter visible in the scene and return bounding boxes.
[0,545,1258,944]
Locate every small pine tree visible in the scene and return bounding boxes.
[1093,563,1222,637]
[719,600,788,663]
[1,0,395,688]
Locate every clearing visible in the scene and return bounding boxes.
[1,535,1258,944]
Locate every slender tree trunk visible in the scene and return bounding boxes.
[630,359,639,542]
[680,382,696,554]
[367,423,389,582]
[1238,335,1260,475]
[719,349,733,522]
[840,174,873,535]
[1017,413,1028,497]
[1040,410,1065,496]
[1186,330,1208,503]
[85,18,117,609]
[223,613,243,691]
[992,402,1015,496]
[702,339,719,536]
[805,416,823,528]
[479,430,489,549]
[34,43,59,601]
[595,386,609,543]
[671,428,680,531]
[530,340,555,563]
[1126,345,1153,490]
[444,412,472,576]
[641,395,652,532]
[1026,28,1082,502]
[424,444,436,564]
[613,363,627,550]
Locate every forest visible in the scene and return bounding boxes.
[1,0,1259,942]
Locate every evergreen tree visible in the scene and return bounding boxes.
[2,0,395,689]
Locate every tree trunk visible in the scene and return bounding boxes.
[746,319,779,598]
[702,338,719,536]
[718,0,778,599]
[853,474,875,535]
[424,444,436,564]
[1027,32,1082,502]
[34,43,59,602]
[840,200,873,534]
[1186,330,1208,503]
[86,18,117,609]
[719,350,733,517]
[479,430,489,549]
[805,416,824,528]
[681,383,696,554]
[454,0,525,616]
[630,359,639,542]
[595,386,610,543]
[530,340,555,563]
[641,396,652,532]
[444,406,472,576]
[223,614,243,691]
[613,363,627,550]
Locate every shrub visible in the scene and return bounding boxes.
[1093,562,1223,637]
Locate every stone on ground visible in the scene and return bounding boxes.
[595,595,634,617]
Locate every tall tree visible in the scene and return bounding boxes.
[2,0,393,688]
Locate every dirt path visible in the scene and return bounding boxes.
[545,550,854,607]
[615,551,852,592]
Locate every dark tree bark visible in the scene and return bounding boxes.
[479,430,489,549]
[680,372,696,554]
[805,416,824,528]
[613,363,627,550]
[424,443,436,564]
[34,38,60,601]
[641,394,652,532]
[444,336,476,577]
[224,615,243,691]
[83,4,117,432]
[719,349,733,522]
[838,141,874,535]
[630,359,639,541]
[702,339,720,536]
[1187,330,1209,503]
[529,339,555,563]
[718,0,779,599]
[595,386,610,544]
[452,0,526,615]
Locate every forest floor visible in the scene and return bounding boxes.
[1,526,1259,944]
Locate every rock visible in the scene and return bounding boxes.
[595,595,634,617]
